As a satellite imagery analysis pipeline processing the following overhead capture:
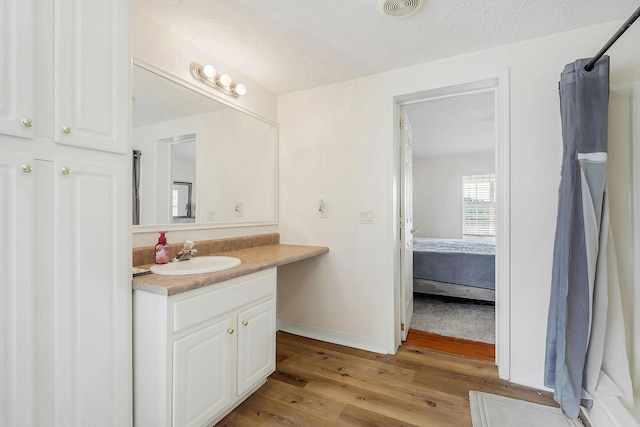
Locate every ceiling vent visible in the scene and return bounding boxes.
[380,0,424,17]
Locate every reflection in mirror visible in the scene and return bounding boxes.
[132,64,278,228]
[169,136,196,223]
[172,181,193,222]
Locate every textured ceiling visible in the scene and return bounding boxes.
[133,0,639,95]
[405,91,495,158]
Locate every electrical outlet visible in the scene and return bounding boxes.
[360,211,374,224]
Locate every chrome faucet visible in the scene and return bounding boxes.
[172,240,198,262]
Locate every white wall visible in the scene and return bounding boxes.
[132,9,279,247]
[413,152,494,238]
[277,20,640,418]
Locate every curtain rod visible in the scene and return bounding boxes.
[584,6,640,71]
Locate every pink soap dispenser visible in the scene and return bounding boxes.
[155,231,170,264]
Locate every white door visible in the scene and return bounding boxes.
[173,318,233,427]
[400,108,414,341]
[237,298,276,395]
[0,0,34,138]
[54,0,129,153]
[53,157,131,427]
[0,152,34,427]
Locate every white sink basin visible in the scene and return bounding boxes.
[150,256,241,276]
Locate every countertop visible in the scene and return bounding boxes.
[132,244,328,296]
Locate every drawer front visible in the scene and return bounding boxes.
[173,269,276,334]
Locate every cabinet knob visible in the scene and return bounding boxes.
[21,164,33,173]
[227,328,234,334]
[61,125,72,134]
[60,166,70,176]
[21,118,33,128]
[242,320,248,326]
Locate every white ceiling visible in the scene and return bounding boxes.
[132,0,638,158]
[133,0,639,95]
[405,91,495,158]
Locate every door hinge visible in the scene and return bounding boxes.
[401,322,405,331]
[400,118,404,128]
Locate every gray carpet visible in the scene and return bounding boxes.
[410,293,495,344]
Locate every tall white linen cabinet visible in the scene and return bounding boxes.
[1,0,132,426]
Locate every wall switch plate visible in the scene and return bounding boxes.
[318,199,326,218]
[234,202,243,217]
[360,211,374,224]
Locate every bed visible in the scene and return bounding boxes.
[413,237,496,302]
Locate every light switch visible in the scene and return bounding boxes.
[318,199,326,218]
[360,211,374,224]
[234,202,243,217]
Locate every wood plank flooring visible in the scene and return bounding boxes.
[404,329,496,362]
[218,331,557,426]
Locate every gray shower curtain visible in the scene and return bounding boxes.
[544,56,633,418]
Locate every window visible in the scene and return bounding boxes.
[463,174,496,238]
[172,189,179,217]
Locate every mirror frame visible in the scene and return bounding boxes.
[131,58,279,234]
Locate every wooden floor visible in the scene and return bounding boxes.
[404,329,496,362]
[218,331,557,426]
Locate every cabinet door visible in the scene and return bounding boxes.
[0,153,34,427]
[237,298,276,395]
[54,0,129,153]
[53,157,131,427]
[173,318,234,427]
[0,0,34,138]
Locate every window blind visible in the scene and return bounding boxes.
[463,174,496,237]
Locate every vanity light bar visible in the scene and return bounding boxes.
[190,62,247,98]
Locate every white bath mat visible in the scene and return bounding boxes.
[469,391,583,427]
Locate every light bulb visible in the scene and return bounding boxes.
[202,64,216,78]
[233,83,247,96]
[218,73,232,88]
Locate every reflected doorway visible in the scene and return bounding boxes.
[172,181,194,223]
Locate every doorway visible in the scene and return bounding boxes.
[395,76,510,377]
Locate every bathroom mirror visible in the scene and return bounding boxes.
[132,64,278,229]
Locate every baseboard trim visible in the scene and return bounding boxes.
[582,396,640,427]
[277,319,388,354]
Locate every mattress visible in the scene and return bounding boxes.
[413,237,495,289]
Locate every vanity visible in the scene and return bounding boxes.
[130,34,304,426]
[132,235,328,427]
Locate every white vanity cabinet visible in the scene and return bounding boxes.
[237,298,277,395]
[134,268,277,427]
[172,317,234,427]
